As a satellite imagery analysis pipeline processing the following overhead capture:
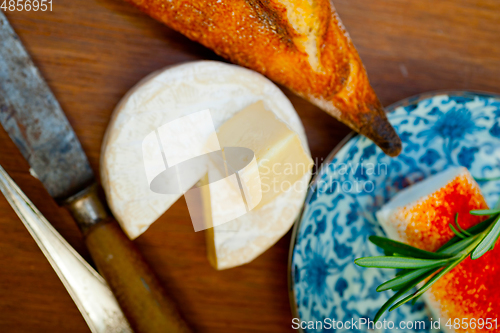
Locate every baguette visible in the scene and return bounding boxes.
[125,0,402,156]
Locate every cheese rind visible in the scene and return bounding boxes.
[206,172,311,269]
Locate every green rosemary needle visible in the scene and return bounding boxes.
[355,209,500,322]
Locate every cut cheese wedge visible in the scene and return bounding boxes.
[377,167,500,333]
[377,167,488,251]
[202,101,313,269]
[100,61,313,269]
[214,101,313,210]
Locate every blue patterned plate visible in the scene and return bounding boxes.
[289,91,500,333]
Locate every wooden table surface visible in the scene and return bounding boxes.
[1,1,499,332]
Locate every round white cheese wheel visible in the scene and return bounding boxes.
[100,61,312,269]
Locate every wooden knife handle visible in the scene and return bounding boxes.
[65,184,192,333]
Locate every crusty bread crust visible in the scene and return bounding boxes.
[125,0,402,156]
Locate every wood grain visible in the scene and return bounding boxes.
[1,0,499,332]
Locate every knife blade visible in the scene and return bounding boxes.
[0,11,192,333]
[0,13,94,202]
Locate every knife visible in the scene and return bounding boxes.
[0,165,133,333]
[0,12,192,333]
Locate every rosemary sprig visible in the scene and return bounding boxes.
[355,209,500,322]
